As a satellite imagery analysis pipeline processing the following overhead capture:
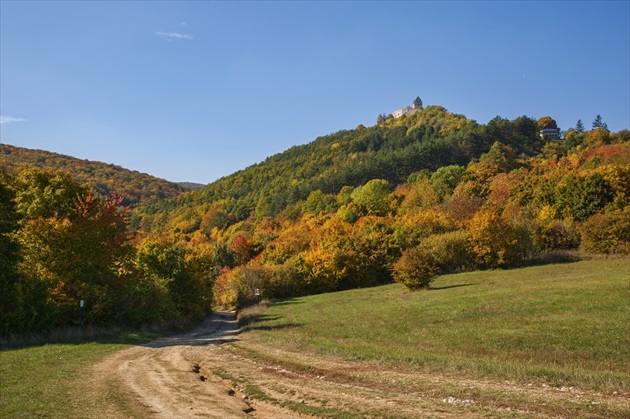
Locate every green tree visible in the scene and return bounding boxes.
[350,179,392,216]
[214,241,236,269]
[575,119,585,132]
[304,189,336,215]
[430,165,466,198]
[554,172,615,221]
[479,141,518,172]
[592,115,608,130]
[135,240,208,320]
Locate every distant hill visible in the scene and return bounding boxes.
[177,182,206,190]
[0,144,185,207]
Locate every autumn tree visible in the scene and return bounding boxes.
[536,116,558,131]
[579,209,630,254]
[397,179,440,214]
[0,171,22,334]
[11,169,132,326]
[392,246,439,290]
[467,209,531,269]
[585,128,614,148]
[230,235,255,266]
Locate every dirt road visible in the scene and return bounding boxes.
[90,311,629,418]
[90,312,304,418]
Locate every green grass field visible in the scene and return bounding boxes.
[0,332,163,419]
[241,258,630,393]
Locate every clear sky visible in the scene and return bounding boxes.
[1,1,628,184]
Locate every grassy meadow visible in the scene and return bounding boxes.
[0,332,164,419]
[240,258,630,393]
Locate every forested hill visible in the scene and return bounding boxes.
[2,104,627,333]
[132,105,546,234]
[0,144,186,206]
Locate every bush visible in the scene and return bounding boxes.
[532,219,580,252]
[392,246,440,290]
[467,210,531,269]
[213,266,265,309]
[393,210,456,250]
[579,209,630,254]
[421,230,474,273]
[265,257,306,299]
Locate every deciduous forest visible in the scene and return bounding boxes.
[2,106,628,335]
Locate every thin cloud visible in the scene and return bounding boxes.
[155,31,193,40]
[0,115,27,124]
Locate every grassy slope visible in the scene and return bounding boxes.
[242,259,630,392]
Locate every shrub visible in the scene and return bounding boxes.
[393,210,456,250]
[467,210,531,269]
[213,265,271,309]
[392,246,440,290]
[265,257,306,299]
[532,219,580,252]
[579,209,630,254]
[421,230,474,273]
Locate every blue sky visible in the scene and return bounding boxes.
[1,1,628,184]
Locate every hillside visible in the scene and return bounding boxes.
[2,103,628,336]
[132,106,546,234]
[0,144,185,206]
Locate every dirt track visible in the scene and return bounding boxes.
[90,312,304,418]
[90,311,629,418]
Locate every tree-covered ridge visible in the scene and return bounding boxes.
[132,106,544,235]
[0,144,186,207]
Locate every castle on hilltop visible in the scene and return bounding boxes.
[392,96,423,119]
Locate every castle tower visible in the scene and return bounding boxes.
[413,96,423,110]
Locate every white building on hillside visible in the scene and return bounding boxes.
[392,96,423,119]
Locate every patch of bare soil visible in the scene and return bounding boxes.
[90,312,629,418]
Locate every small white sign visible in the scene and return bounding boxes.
[254,289,260,296]
[80,300,84,307]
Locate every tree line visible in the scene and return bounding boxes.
[0,169,213,335]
